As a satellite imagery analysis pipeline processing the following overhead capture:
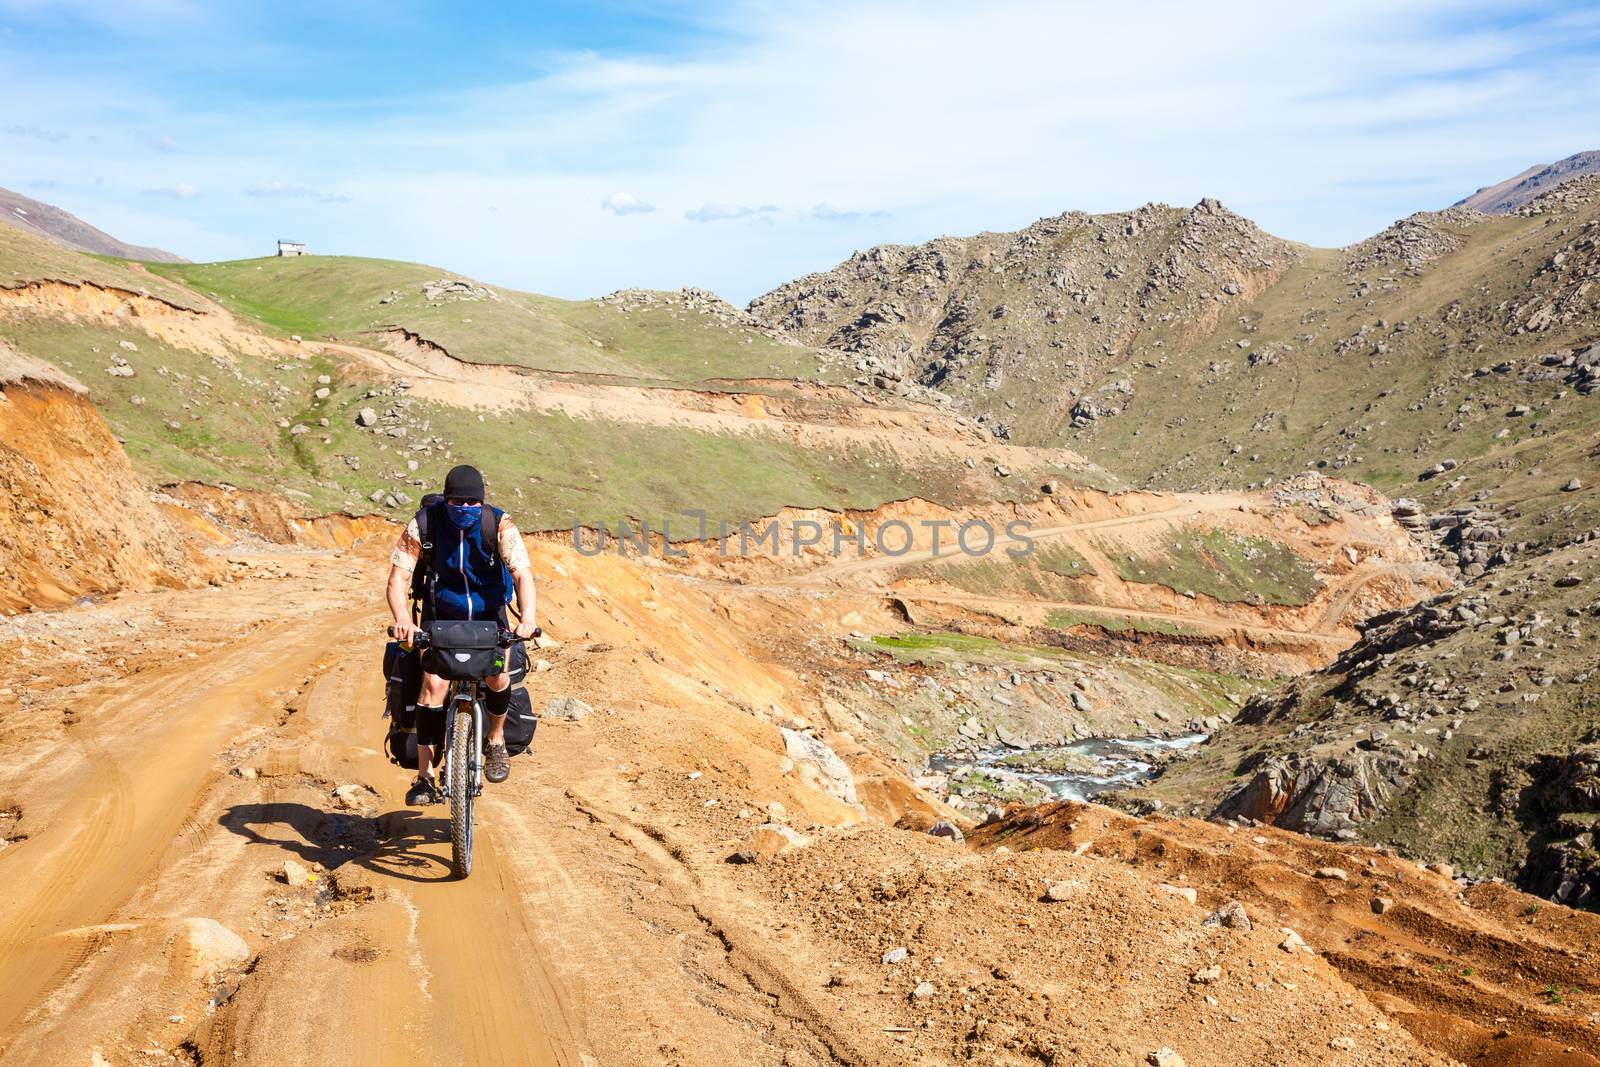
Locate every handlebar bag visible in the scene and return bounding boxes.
[426,620,505,680]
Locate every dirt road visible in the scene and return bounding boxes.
[0,549,820,1066]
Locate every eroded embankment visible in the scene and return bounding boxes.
[159,482,394,550]
[0,356,220,613]
[0,279,295,361]
[365,325,1107,475]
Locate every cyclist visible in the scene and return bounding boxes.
[386,464,538,805]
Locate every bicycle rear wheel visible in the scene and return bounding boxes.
[448,707,475,878]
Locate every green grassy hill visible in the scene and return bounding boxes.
[146,256,836,386]
[0,225,1089,529]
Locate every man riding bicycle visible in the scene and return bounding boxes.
[386,464,538,806]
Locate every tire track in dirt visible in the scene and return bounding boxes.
[0,612,357,1047]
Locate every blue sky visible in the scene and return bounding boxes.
[3,0,1598,302]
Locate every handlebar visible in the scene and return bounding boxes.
[387,624,541,646]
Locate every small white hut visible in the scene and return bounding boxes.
[277,240,307,257]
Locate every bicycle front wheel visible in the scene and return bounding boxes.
[448,708,475,879]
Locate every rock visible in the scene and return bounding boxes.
[1314,867,1349,881]
[106,363,135,377]
[315,387,331,399]
[1555,574,1582,588]
[177,918,250,980]
[118,339,138,352]
[1201,900,1251,930]
[332,783,373,811]
[356,407,379,427]
[1041,480,1059,495]
[911,981,935,999]
[1329,1037,1356,1050]
[1147,1049,1186,1067]
[927,820,965,844]
[1045,880,1085,901]
[881,947,907,965]
[780,728,858,805]
[543,696,593,720]
[1278,928,1313,954]
[1428,862,1455,880]
[533,658,553,673]
[734,823,808,864]
[1159,883,1198,905]
[1563,478,1583,492]
[281,859,311,886]
[1371,897,1394,914]
[1190,965,1222,984]
[1070,691,1092,713]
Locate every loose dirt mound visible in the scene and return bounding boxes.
[974,801,1600,1066]
[0,344,220,612]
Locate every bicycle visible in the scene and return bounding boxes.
[387,623,537,879]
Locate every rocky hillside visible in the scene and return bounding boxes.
[757,172,1600,901]
[748,198,1296,445]
[1454,149,1600,214]
[0,185,184,263]
[1086,179,1600,899]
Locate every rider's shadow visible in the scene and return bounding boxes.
[219,802,456,884]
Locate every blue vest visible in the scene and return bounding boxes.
[429,505,511,621]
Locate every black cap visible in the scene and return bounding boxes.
[442,464,485,500]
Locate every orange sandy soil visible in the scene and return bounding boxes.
[1,532,1590,1066]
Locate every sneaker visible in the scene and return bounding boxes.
[405,775,440,806]
[484,743,511,784]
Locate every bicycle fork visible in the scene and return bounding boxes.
[439,688,485,798]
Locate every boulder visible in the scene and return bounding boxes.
[543,696,593,720]
[1201,900,1251,930]
[176,918,250,980]
[780,728,858,805]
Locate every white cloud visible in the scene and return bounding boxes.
[4,123,67,142]
[154,134,178,153]
[600,191,654,215]
[812,203,888,222]
[142,182,200,199]
[685,202,779,222]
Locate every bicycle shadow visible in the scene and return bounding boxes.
[219,801,457,884]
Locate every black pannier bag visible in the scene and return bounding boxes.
[499,686,538,756]
[426,620,506,680]
[382,640,424,769]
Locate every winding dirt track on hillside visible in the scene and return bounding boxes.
[323,336,1104,477]
[691,492,1438,658]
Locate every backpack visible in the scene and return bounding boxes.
[408,494,504,623]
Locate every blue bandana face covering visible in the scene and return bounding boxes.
[446,503,482,530]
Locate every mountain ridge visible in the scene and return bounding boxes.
[1452,149,1600,214]
[0,185,186,263]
